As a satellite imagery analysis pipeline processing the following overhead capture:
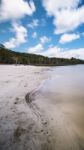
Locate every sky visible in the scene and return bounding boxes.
[0,0,84,59]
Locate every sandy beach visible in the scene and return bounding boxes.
[0,65,84,150]
[0,65,50,150]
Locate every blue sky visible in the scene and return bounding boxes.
[0,0,84,59]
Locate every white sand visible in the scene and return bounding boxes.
[0,65,50,150]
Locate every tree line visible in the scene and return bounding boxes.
[0,44,84,66]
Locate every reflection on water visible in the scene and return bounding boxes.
[39,65,84,139]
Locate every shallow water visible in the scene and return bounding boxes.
[38,65,84,142]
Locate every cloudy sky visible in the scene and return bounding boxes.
[0,0,84,59]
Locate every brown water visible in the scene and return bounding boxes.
[36,65,84,149]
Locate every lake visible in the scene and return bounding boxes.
[35,65,84,149]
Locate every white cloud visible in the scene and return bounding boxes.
[42,46,84,60]
[27,35,51,54]
[61,48,84,60]
[42,46,61,57]
[40,36,51,44]
[28,43,44,54]
[27,19,46,29]
[32,32,37,38]
[59,33,80,44]
[4,22,27,48]
[27,19,39,29]
[27,43,84,60]
[42,0,84,34]
[0,0,36,21]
